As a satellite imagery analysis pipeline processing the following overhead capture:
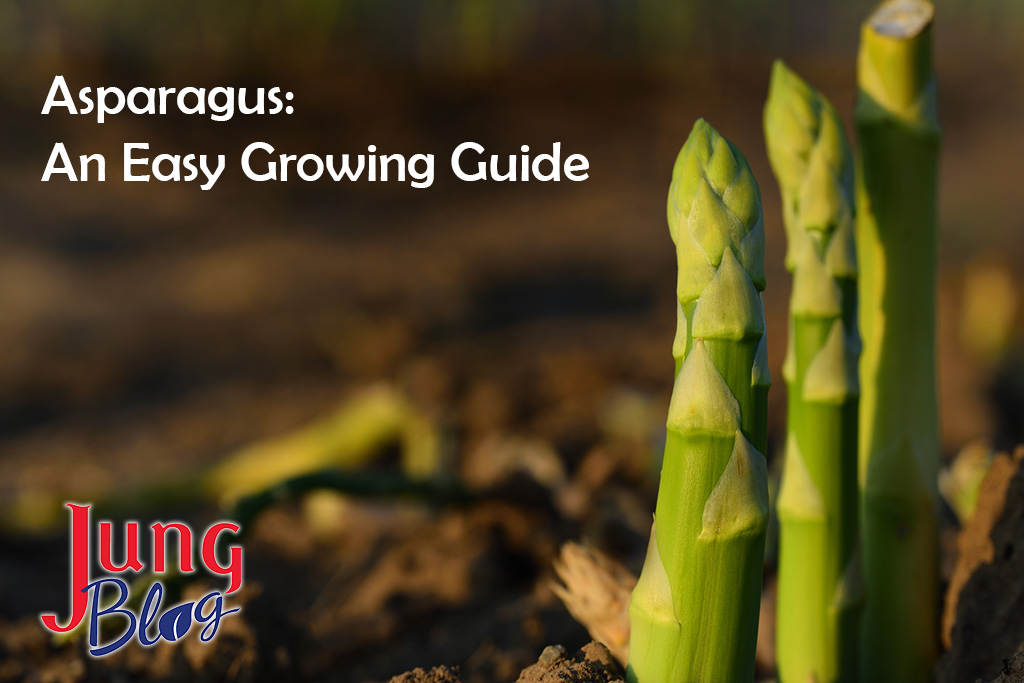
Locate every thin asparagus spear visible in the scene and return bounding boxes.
[764,60,861,683]
[855,2,941,681]
[628,119,770,683]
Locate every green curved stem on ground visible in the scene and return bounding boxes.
[855,2,941,681]
[202,384,441,505]
[764,60,862,683]
[227,467,475,533]
[627,119,770,683]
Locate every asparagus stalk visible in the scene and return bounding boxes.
[855,2,941,681]
[628,119,770,683]
[764,60,861,683]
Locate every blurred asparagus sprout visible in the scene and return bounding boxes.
[855,1,941,681]
[203,383,442,505]
[938,442,994,525]
[960,261,1018,363]
[764,60,861,683]
[1,383,444,535]
[627,119,769,683]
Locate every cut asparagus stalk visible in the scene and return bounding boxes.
[628,119,770,683]
[855,2,941,681]
[764,60,861,683]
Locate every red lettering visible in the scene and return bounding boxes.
[40,503,91,633]
[98,522,144,573]
[201,523,242,594]
[151,522,194,573]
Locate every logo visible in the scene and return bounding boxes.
[40,503,244,656]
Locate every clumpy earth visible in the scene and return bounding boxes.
[388,667,463,683]
[0,481,644,683]
[987,647,1024,683]
[939,447,1024,683]
[385,643,623,683]
[513,643,624,683]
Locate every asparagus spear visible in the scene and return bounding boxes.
[764,60,861,683]
[628,119,770,683]
[855,2,941,681]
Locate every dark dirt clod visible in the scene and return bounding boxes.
[982,645,1024,683]
[515,642,624,683]
[939,447,1024,683]
[388,666,463,683]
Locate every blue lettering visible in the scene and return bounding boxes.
[137,581,164,646]
[196,592,240,642]
[85,578,136,656]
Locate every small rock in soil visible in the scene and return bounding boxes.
[538,645,567,668]
[388,665,463,683]
[516,641,624,683]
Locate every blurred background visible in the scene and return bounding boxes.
[1,1,1023,681]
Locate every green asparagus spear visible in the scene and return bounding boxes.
[855,2,941,681]
[628,119,770,683]
[764,60,861,683]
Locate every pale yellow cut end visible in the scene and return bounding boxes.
[870,0,934,39]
